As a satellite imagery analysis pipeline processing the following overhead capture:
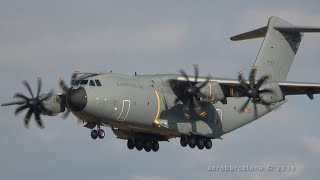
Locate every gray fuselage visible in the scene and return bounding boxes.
[70,73,282,140]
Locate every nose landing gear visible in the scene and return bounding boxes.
[98,129,105,139]
[91,129,98,139]
[90,124,105,139]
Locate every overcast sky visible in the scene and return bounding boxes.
[1,1,320,180]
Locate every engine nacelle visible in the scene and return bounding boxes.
[199,81,225,103]
[41,94,66,116]
[259,83,285,104]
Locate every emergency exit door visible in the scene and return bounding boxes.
[117,100,130,121]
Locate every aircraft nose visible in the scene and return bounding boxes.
[67,87,87,112]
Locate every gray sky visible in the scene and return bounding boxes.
[1,1,320,180]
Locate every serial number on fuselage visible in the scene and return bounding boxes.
[116,82,143,88]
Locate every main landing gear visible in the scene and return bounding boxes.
[127,138,159,152]
[180,135,212,150]
[91,125,105,139]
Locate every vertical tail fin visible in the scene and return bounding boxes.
[231,16,320,81]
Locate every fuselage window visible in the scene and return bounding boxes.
[89,80,95,86]
[95,80,102,86]
[80,80,88,85]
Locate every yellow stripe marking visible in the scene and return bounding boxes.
[200,112,206,116]
[208,82,215,102]
[154,90,161,125]
[184,113,190,117]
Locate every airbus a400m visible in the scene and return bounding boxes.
[3,17,320,152]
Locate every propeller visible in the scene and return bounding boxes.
[59,71,78,119]
[237,67,273,116]
[1,78,52,128]
[173,65,211,119]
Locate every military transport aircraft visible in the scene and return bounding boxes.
[3,16,320,152]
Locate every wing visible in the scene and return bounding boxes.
[213,78,320,99]
[176,76,320,99]
[278,82,320,99]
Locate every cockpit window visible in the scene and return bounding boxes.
[89,80,95,86]
[72,80,80,86]
[95,80,102,86]
[80,80,88,85]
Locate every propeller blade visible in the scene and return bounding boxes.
[249,68,257,89]
[239,98,251,113]
[192,96,200,108]
[2,100,26,106]
[71,70,79,85]
[196,91,207,99]
[15,104,29,115]
[237,72,249,90]
[237,71,244,81]
[253,103,258,118]
[22,80,34,98]
[34,111,44,128]
[196,77,210,90]
[255,75,269,88]
[192,96,207,118]
[14,93,29,100]
[179,69,190,83]
[184,99,191,111]
[24,109,33,128]
[71,71,79,80]
[183,107,190,119]
[36,77,42,98]
[59,76,70,93]
[194,64,199,83]
[236,87,249,96]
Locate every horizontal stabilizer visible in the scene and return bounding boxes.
[230,24,320,41]
[230,26,267,41]
[274,25,320,33]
